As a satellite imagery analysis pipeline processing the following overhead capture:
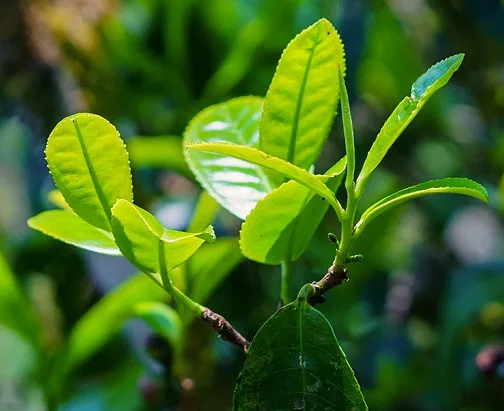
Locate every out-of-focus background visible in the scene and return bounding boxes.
[1,0,504,410]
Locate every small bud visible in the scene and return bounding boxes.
[327,233,338,244]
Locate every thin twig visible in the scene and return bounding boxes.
[201,308,250,353]
[306,264,348,306]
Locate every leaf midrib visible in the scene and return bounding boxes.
[287,41,318,166]
[72,116,112,225]
[298,301,307,410]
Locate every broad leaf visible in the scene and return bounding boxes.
[187,237,242,304]
[240,157,347,264]
[110,199,215,275]
[46,113,133,231]
[186,143,340,210]
[233,285,367,410]
[357,54,464,188]
[28,210,121,256]
[128,136,192,178]
[132,302,181,349]
[184,97,276,220]
[354,178,488,236]
[260,18,346,169]
[50,273,168,385]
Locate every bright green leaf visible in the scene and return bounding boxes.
[184,97,277,220]
[260,18,346,169]
[186,142,343,215]
[46,113,133,231]
[132,302,181,349]
[187,237,242,304]
[28,210,121,256]
[357,54,464,189]
[240,157,347,264]
[110,199,215,276]
[50,273,168,385]
[127,136,192,178]
[354,177,488,237]
[233,285,367,410]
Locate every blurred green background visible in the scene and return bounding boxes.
[1,0,504,410]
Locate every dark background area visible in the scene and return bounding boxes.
[1,0,504,410]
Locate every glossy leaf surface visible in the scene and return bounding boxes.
[240,157,346,264]
[110,199,215,275]
[184,97,276,219]
[186,142,338,209]
[28,210,121,256]
[53,273,168,382]
[233,286,367,410]
[187,237,242,304]
[357,54,464,187]
[132,302,181,349]
[46,113,133,231]
[355,177,488,236]
[260,18,345,169]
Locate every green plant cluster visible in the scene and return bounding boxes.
[24,18,489,410]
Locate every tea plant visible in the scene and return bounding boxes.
[28,18,487,410]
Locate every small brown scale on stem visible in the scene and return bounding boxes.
[307,265,348,306]
[201,308,250,353]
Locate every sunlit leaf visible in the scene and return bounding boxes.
[132,302,181,349]
[260,18,346,169]
[110,199,215,276]
[240,157,346,264]
[187,237,242,304]
[186,142,339,210]
[46,113,133,231]
[184,97,277,220]
[357,54,464,188]
[233,285,367,410]
[28,210,121,256]
[354,177,488,236]
[127,136,192,178]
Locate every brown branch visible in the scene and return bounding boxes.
[200,308,250,353]
[306,264,348,306]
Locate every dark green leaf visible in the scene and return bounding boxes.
[357,54,464,188]
[233,285,367,410]
[28,210,121,256]
[184,97,276,220]
[46,113,133,231]
[260,18,346,169]
[354,177,488,237]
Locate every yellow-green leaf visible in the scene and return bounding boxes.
[260,18,346,170]
[28,210,121,256]
[110,199,215,275]
[46,113,133,231]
